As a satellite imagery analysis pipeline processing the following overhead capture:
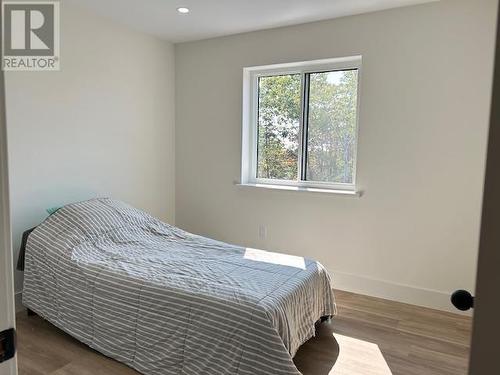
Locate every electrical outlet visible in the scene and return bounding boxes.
[258,224,267,240]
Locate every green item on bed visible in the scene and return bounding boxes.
[46,206,62,215]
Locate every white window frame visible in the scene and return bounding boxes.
[241,56,362,193]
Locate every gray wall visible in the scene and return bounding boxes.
[175,0,497,311]
[5,2,176,296]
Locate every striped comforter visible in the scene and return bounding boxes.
[23,198,336,375]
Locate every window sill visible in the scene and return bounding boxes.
[236,183,362,197]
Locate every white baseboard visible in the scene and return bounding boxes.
[331,270,470,315]
[14,291,24,312]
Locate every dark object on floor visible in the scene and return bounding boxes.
[27,309,36,317]
[451,289,474,311]
[0,328,16,364]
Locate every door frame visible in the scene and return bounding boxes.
[0,67,17,374]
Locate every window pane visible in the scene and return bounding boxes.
[257,74,301,180]
[306,70,358,184]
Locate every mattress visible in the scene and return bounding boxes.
[22,198,336,375]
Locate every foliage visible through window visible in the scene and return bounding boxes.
[255,68,359,186]
[306,70,358,183]
[257,74,301,180]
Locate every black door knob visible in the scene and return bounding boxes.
[451,290,474,311]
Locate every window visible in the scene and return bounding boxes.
[241,56,361,193]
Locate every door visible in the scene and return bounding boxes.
[468,4,500,375]
[0,69,17,375]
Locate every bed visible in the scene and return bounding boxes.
[22,198,336,375]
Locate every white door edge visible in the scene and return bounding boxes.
[0,69,18,375]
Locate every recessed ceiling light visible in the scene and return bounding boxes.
[177,7,190,14]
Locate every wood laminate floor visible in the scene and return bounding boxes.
[16,290,472,375]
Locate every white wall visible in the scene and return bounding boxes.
[175,0,497,312]
[5,2,176,298]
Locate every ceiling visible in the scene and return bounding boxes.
[67,0,438,43]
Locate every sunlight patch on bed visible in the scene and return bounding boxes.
[331,333,392,375]
[244,248,306,269]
